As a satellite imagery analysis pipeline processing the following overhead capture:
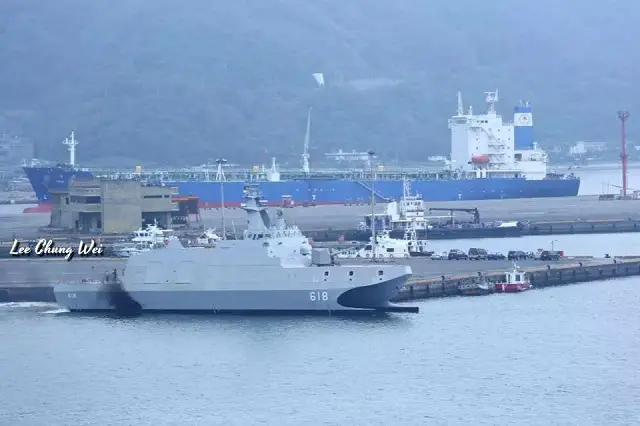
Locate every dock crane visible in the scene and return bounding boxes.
[428,207,481,224]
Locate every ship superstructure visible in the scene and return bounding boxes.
[449,90,547,180]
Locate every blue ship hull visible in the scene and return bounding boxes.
[23,166,94,203]
[22,166,580,209]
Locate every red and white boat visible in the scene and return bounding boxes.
[495,263,531,293]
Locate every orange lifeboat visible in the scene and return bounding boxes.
[471,154,490,164]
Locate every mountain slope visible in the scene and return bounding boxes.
[0,0,638,166]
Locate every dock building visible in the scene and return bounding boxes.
[48,178,183,233]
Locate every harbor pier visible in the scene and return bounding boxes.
[2,257,640,304]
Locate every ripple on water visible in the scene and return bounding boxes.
[0,278,639,425]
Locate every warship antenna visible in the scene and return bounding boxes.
[62,131,78,167]
[368,150,377,261]
[216,158,228,239]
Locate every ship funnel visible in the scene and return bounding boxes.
[513,101,534,149]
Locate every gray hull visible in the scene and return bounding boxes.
[53,273,411,314]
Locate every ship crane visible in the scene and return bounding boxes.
[301,107,312,176]
[428,207,480,224]
[62,131,78,167]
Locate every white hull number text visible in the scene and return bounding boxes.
[309,291,328,301]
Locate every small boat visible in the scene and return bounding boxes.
[404,227,433,257]
[195,228,221,246]
[335,230,410,259]
[495,263,532,293]
[112,222,176,257]
[458,276,494,296]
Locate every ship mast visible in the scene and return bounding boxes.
[368,150,377,261]
[484,90,499,115]
[216,158,227,239]
[62,131,78,166]
[457,91,464,116]
[301,107,312,176]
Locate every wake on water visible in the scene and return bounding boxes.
[0,302,69,314]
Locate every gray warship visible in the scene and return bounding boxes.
[53,185,417,315]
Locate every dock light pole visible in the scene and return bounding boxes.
[618,111,629,198]
[216,158,227,240]
[368,150,376,261]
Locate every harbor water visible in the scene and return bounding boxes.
[1,233,640,425]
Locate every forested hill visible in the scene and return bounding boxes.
[0,0,638,167]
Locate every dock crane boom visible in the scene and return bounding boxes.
[428,207,480,224]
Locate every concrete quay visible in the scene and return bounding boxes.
[197,195,640,232]
[3,195,640,242]
[392,257,640,302]
[2,256,639,305]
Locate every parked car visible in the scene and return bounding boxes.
[488,252,506,260]
[448,249,469,260]
[540,250,561,261]
[431,251,448,260]
[507,250,528,260]
[468,248,488,260]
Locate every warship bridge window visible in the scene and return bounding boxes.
[324,271,329,276]
[378,270,383,276]
[349,271,354,276]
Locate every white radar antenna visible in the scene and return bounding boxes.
[484,90,499,115]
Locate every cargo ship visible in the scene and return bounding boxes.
[22,90,579,213]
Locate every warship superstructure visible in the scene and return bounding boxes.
[53,185,417,315]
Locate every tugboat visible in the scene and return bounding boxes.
[495,263,532,293]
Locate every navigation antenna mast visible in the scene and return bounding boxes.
[301,107,312,176]
[457,91,464,116]
[62,131,78,167]
[216,158,227,239]
[484,90,499,115]
[368,150,377,262]
[618,111,629,198]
